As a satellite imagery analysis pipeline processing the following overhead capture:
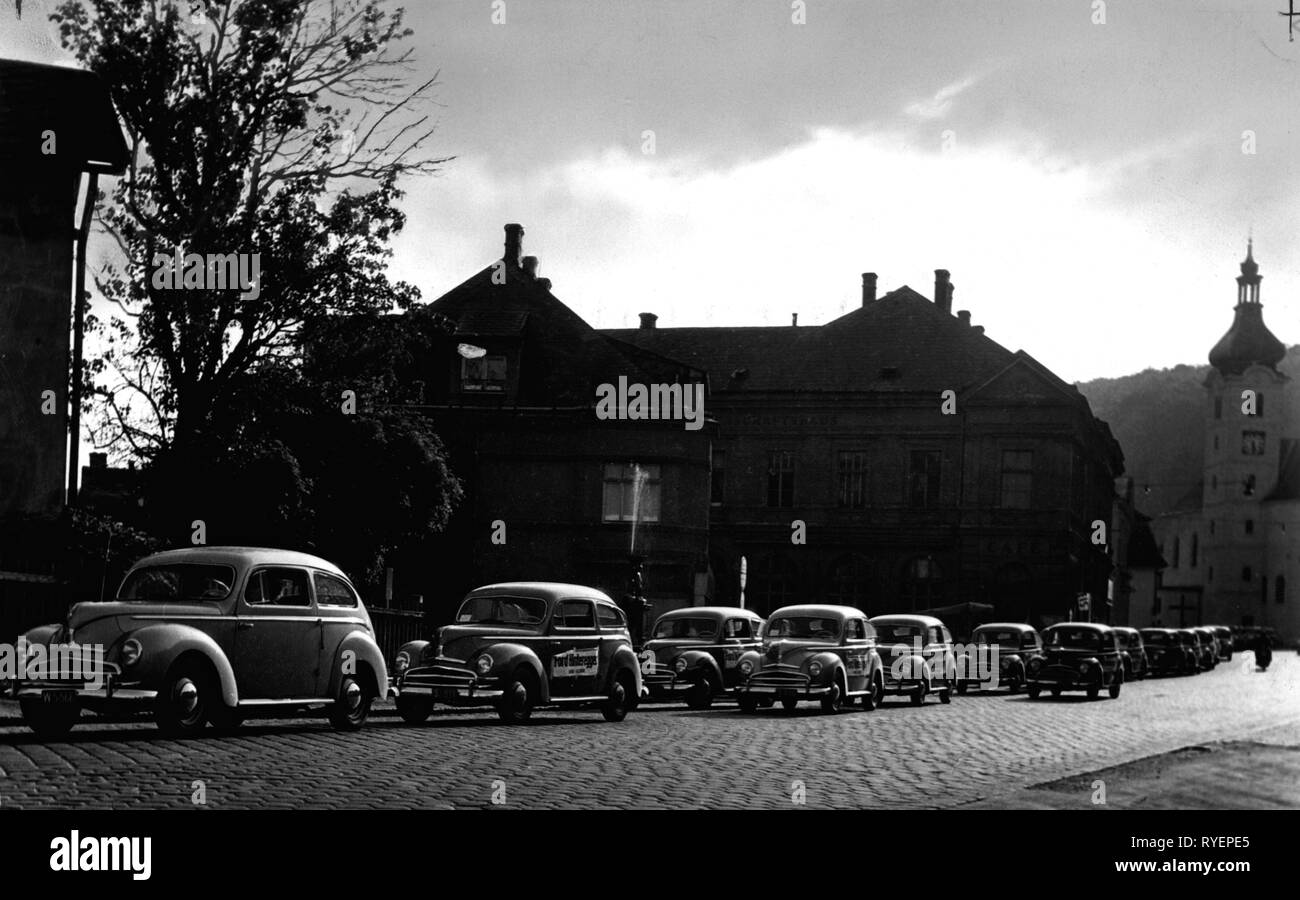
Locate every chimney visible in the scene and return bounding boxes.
[972,325,985,335]
[792,313,798,327]
[957,309,971,327]
[639,312,658,330]
[503,223,524,267]
[934,269,952,313]
[521,255,538,280]
[862,272,877,306]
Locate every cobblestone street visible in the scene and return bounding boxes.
[2,653,1297,810]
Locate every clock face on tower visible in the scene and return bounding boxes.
[1242,430,1266,456]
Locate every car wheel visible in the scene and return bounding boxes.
[820,677,845,713]
[940,678,955,704]
[862,676,883,711]
[327,675,371,731]
[496,672,536,724]
[1027,684,1041,698]
[1007,670,1022,693]
[601,671,634,722]
[738,693,759,713]
[957,681,968,695]
[1087,683,1101,701]
[781,697,800,711]
[1109,673,1123,699]
[208,701,244,734]
[155,662,212,736]
[757,697,775,708]
[685,676,714,711]
[19,697,79,739]
[910,680,927,706]
[397,693,434,725]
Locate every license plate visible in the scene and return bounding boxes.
[42,690,77,705]
[777,689,796,699]
[434,688,459,703]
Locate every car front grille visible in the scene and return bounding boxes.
[402,664,476,689]
[749,667,809,688]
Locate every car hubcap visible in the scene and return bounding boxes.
[343,680,362,713]
[174,678,199,718]
[511,682,528,711]
[612,682,626,709]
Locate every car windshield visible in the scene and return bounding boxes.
[1179,632,1199,645]
[874,623,924,645]
[116,564,236,602]
[973,629,1022,649]
[1045,628,1102,650]
[653,617,718,640]
[766,616,841,640]
[455,595,547,626]
[1142,631,1171,644]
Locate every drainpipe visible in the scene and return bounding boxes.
[67,172,98,507]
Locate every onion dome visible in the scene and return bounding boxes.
[1208,241,1286,375]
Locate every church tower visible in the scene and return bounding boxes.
[1202,241,1289,623]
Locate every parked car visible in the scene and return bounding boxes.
[1112,627,1149,681]
[1026,623,1124,700]
[956,622,1041,694]
[1184,628,1218,671]
[1140,627,1199,676]
[1208,625,1233,661]
[639,607,765,708]
[392,583,641,724]
[735,605,884,713]
[869,614,958,705]
[7,547,388,737]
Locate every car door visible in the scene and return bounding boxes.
[232,566,321,699]
[549,599,601,696]
[718,616,755,686]
[313,570,365,698]
[595,601,630,692]
[923,625,949,682]
[841,618,871,692]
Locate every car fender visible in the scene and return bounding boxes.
[326,630,389,701]
[604,644,642,697]
[807,651,844,686]
[736,648,763,682]
[675,648,723,685]
[20,623,62,648]
[122,623,239,706]
[480,643,547,700]
[890,651,928,682]
[394,639,431,678]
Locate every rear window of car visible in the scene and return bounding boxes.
[117,564,236,602]
[597,603,626,629]
[314,572,358,607]
[246,568,311,607]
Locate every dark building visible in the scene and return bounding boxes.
[605,270,1125,627]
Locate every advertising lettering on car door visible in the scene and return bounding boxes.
[552,648,600,678]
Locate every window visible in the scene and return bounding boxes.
[117,564,235,602]
[596,603,626,629]
[909,450,942,508]
[837,451,867,509]
[1208,566,1214,582]
[1214,396,1222,419]
[752,555,797,617]
[1242,431,1265,456]
[1245,520,1255,535]
[1242,566,1253,582]
[845,619,867,641]
[1276,575,1286,605]
[767,450,795,508]
[246,568,311,607]
[1243,474,1257,497]
[900,556,943,610]
[1172,537,1181,568]
[999,450,1033,509]
[602,463,661,523]
[1191,533,1199,567]
[1257,393,1265,417]
[314,572,358,607]
[555,599,595,629]
[826,555,872,609]
[1210,520,1216,536]
[460,354,506,392]
[710,449,726,505]
[724,618,755,640]
[1214,434,1219,451]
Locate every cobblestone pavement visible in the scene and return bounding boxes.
[1,653,1297,810]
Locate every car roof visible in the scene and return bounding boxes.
[869,614,947,627]
[771,604,865,619]
[469,582,616,603]
[1140,626,1175,632]
[1111,626,1139,634]
[657,606,762,620]
[973,622,1036,633]
[1044,622,1113,632]
[133,546,348,579]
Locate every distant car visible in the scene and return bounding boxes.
[7,547,388,737]
[1027,623,1124,700]
[1184,628,1218,671]
[956,623,1042,694]
[1208,625,1233,661]
[639,607,765,708]
[735,605,884,713]
[869,614,958,705]
[1112,627,1149,681]
[392,583,641,724]
[1140,627,1199,676]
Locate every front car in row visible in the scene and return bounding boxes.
[639,607,765,708]
[1026,622,1124,700]
[393,583,641,724]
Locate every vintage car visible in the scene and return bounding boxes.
[869,614,958,705]
[735,605,884,713]
[956,622,1041,694]
[1185,628,1219,671]
[6,547,387,737]
[639,607,765,708]
[1112,627,1149,681]
[1140,627,1199,676]
[1026,623,1124,700]
[1208,625,1233,661]
[392,582,641,724]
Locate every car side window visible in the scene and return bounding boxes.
[246,568,311,607]
[726,618,754,640]
[940,627,953,644]
[596,603,625,629]
[314,572,358,607]
[928,626,943,644]
[845,619,866,641]
[1024,634,1039,650]
[556,599,595,629]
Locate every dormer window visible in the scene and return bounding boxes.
[461,354,507,392]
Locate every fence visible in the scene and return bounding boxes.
[368,607,428,667]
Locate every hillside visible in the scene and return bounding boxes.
[1076,347,1300,518]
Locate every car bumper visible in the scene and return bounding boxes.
[396,664,504,703]
[739,683,835,699]
[6,670,154,705]
[1027,668,1104,690]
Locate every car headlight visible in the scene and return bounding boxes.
[394,650,410,673]
[474,653,494,675]
[808,660,823,677]
[673,657,689,674]
[739,659,754,676]
[1029,658,1042,672]
[1078,661,1091,673]
[121,638,143,667]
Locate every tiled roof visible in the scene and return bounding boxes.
[0,59,128,173]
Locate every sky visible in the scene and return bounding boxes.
[5,0,1300,383]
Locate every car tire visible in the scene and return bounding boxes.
[957,681,968,696]
[862,676,883,711]
[738,693,759,713]
[820,676,845,714]
[757,697,775,708]
[496,672,536,724]
[685,676,714,711]
[398,693,435,725]
[781,697,799,711]
[1027,684,1041,698]
[155,662,213,736]
[1007,670,1022,693]
[601,671,634,722]
[910,680,927,706]
[327,675,371,731]
[1087,684,1101,701]
[208,702,244,734]
[1109,673,1122,699]
[20,697,79,739]
[940,678,955,704]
